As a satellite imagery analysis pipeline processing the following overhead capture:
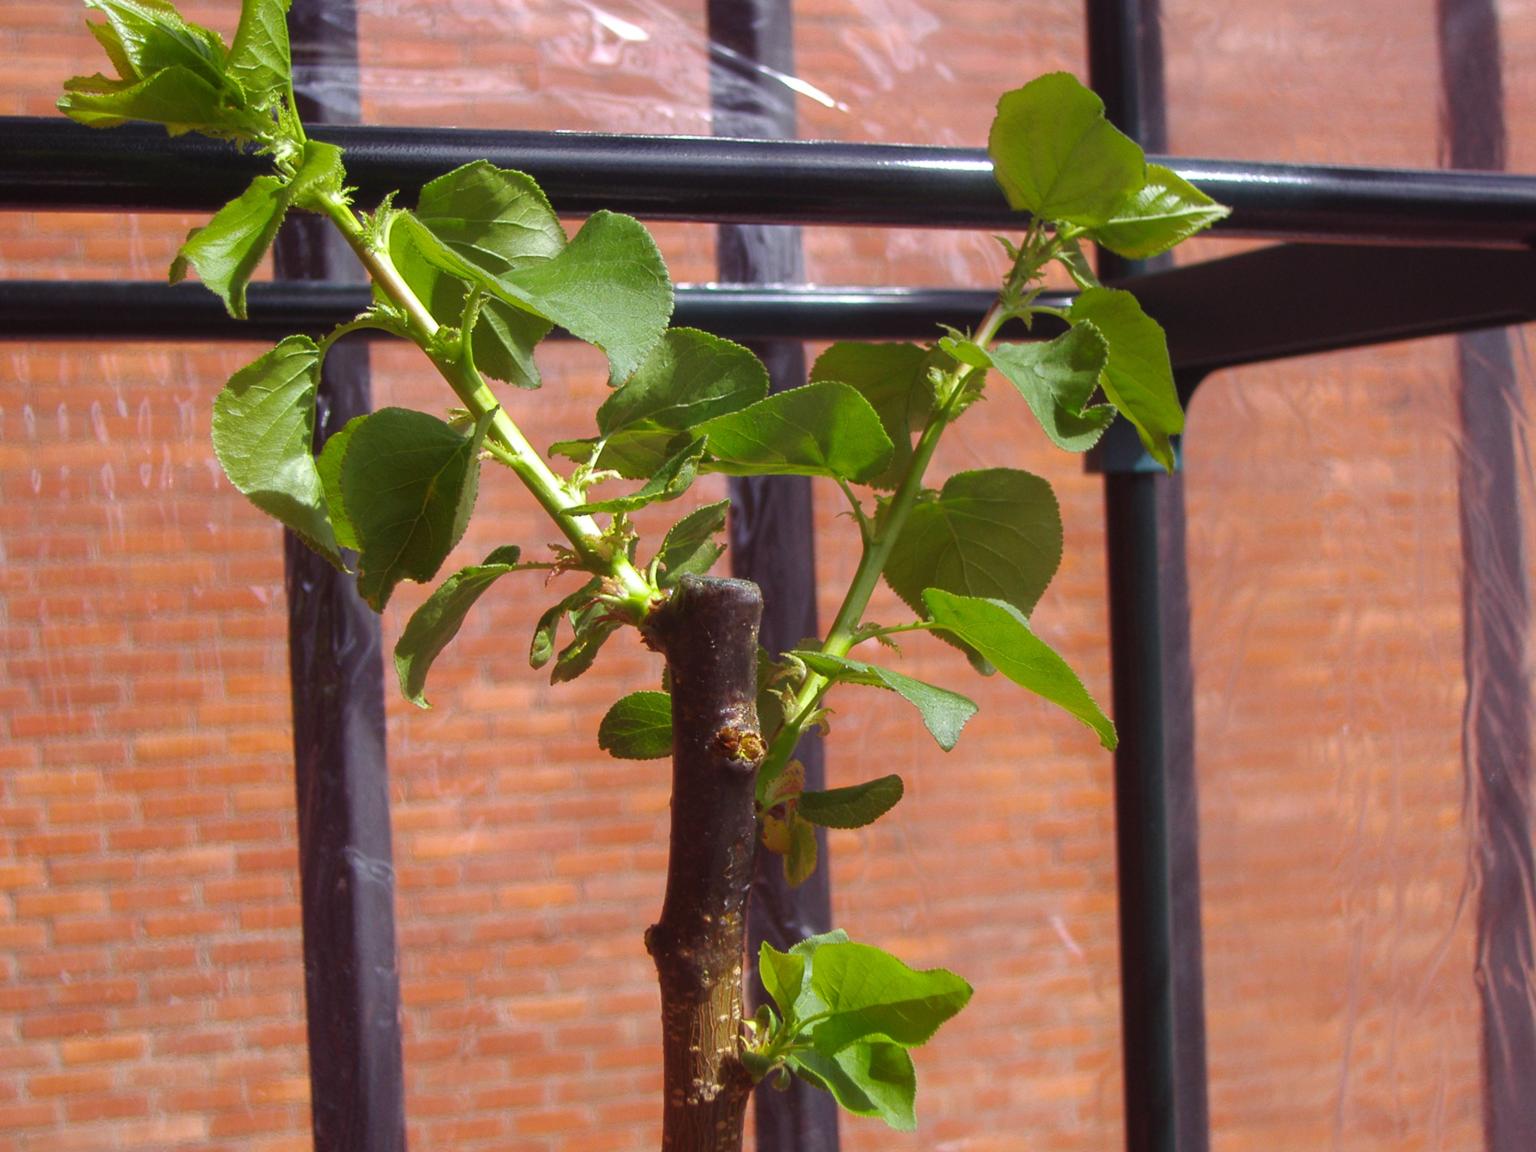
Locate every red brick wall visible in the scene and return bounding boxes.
[0,2,1515,1151]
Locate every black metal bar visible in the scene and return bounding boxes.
[1437,6,1536,1151]
[6,115,1536,244]
[705,1,839,1149]
[1088,3,1207,1152]
[276,3,407,1151]
[0,280,1002,342]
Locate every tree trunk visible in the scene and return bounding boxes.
[643,575,766,1152]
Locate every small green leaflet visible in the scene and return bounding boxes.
[693,381,892,483]
[530,579,600,670]
[884,468,1062,619]
[228,0,293,105]
[988,72,1146,227]
[795,651,976,751]
[784,814,818,888]
[211,336,341,568]
[394,545,524,708]
[171,175,286,319]
[1091,163,1230,259]
[551,602,621,684]
[654,500,730,588]
[989,325,1116,453]
[82,0,229,88]
[797,776,905,830]
[413,160,565,276]
[597,691,672,759]
[809,342,936,489]
[171,141,342,318]
[923,589,1116,749]
[1068,287,1183,472]
[787,1043,917,1132]
[568,436,704,515]
[339,407,493,610]
[757,943,807,1018]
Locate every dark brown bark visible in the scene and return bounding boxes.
[643,575,765,1152]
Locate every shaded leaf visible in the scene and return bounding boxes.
[340,407,492,610]
[1068,287,1183,471]
[785,813,818,888]
[530,579,600,670]
[394,545,524,708]
[551,603,621,684]
[569,436,704,514]
[655,500,730,587]
[211,336,340,568]
[788,1042,917,1132]
[990,325,1116,453]
[988,72,1146,227]
[59,65,243,136]
[809,342,937,489]
[598,691,672,759]
[797,775,904,830]
[795,651,976,750]
[884,468,1062,619]
[314,413,361,551]
[923,589,1116,749]
[694,381,892,482]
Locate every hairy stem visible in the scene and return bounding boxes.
[643,576,765,1152]
[311,190,656,613]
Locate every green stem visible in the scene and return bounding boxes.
[756,275,1035,794]
[312,191,656,613]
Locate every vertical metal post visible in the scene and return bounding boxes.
[1436,6,1536,1150]
[1086,3,1209,1152]
[704,3,839,1150]
[275,3,408,1149]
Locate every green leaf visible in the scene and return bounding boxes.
[597,691,672,759]
[314,414,361,551]
[59,65,243,136]
[1091,163,1231,259]
[806,941,972,1054]
[884,468,1062,619]
[339,407,492,610]
[568,436,704,515]
[795,651,976,751]
[394,545,524,709]
[211,336,340,568]
[228,0,293,103]
[988,72,1146,227]
[81,0,228,87]
[809,343,936,489]
[923,589,1116,749]
[530,579,600,670]
[414,160,566,276]
[788,1042,917,1132]
[500,211,672,385]
[694,381,892,482]
[564,329,769,478]
[990,325,1116,453]
[286,139,346,209]
[1068,287,1183,471]
[551,604,621,684]
[171,174,288,319]
[655,500,730,587]
[758,942,807,1023]
[797,775,905,830]
[388,211,550,390]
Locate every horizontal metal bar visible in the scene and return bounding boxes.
[5,117,1536,245]
[0,280,1004,343]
